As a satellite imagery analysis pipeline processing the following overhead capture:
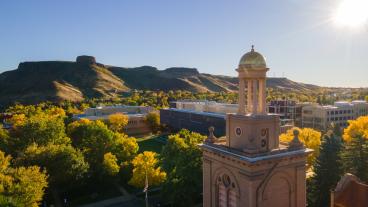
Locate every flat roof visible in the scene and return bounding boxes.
[162,108,226,118]
[89,105,151,110]
[173,100,238,106]
[200,143,312,163]
[74,113,146,120]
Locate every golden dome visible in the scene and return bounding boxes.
[239,45,267,69]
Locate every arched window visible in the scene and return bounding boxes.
[217,174,238,207]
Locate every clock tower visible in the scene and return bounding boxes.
[200,46,311,207]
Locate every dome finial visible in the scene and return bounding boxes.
[238,45,267,68]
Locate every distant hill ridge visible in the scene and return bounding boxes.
[0,55,320,105]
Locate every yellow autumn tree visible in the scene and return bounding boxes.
[45,106,66,118]
[102,152,120,176]
[67,118,91,133]
[108,113,129,132]
[129,151,166,188]
[7,114,26,127]
[280,127,321,166]
[0,150,48,207]
[342,116,368,142]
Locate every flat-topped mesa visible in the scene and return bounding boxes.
[160,67,200,78]
[76,55,96,65]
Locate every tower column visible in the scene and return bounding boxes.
[238,78,246,115]
[247,79,252,113]
[252,80,258,114]
[262,78,267,113]
[258,78,266,114]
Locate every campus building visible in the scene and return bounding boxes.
[200,46,310,207]
[160,100,297,136]
[160,102,228,137]
[302,100,368,131]
[267,100,307,127]
[172,100,239,114]
[74,105,154,135]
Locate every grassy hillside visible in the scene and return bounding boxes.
[0,59,127,106]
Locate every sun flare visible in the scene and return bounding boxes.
[334,0,368,28]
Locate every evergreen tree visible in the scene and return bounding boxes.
[341,135,368,181]
[341,116,368,181]
[308,132,343,207]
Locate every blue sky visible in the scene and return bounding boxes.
[0,0,367,87]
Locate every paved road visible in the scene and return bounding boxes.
[105,198,144,207]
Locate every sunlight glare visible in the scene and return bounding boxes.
[334,0,368,28]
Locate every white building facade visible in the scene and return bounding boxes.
[172,100,239,114]
[302,100,368,131]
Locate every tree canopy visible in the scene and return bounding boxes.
[341,116,368,181]
[145,111,160,133]
[160,129,206,206]
[67,119,138,177]
[15,143,89,186]
[10,113,70,151]
[129,151,166,188]
[0,150,48,207]
[107,113,129,133]
[280,127,321,166]
[308,132,343,207]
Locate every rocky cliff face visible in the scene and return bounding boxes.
[76,55,96,65]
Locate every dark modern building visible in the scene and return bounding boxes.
[160,108,226,137]
[161,100,304,137]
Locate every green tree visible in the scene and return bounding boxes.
[16,143,88,186]
[110,133,139,162]
[341,116,368,181]
[0,150,48,207]
[67,120,138,177]
[129,151,166,188]
[161,129,206,206]
[68,120,115,170]
[11,114,70,151]
[145,111,160,133]
[0,125,10,154]
[308,132,343,207]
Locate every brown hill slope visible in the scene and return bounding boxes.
[0,56,321,105]
[0,56,127,105]
[108,66,320,93]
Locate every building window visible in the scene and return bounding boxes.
[217,174,237,207]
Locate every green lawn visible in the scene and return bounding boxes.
[137,134,168,154]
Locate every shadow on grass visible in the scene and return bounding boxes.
[61,180,122,206]
[137,134,168,154]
